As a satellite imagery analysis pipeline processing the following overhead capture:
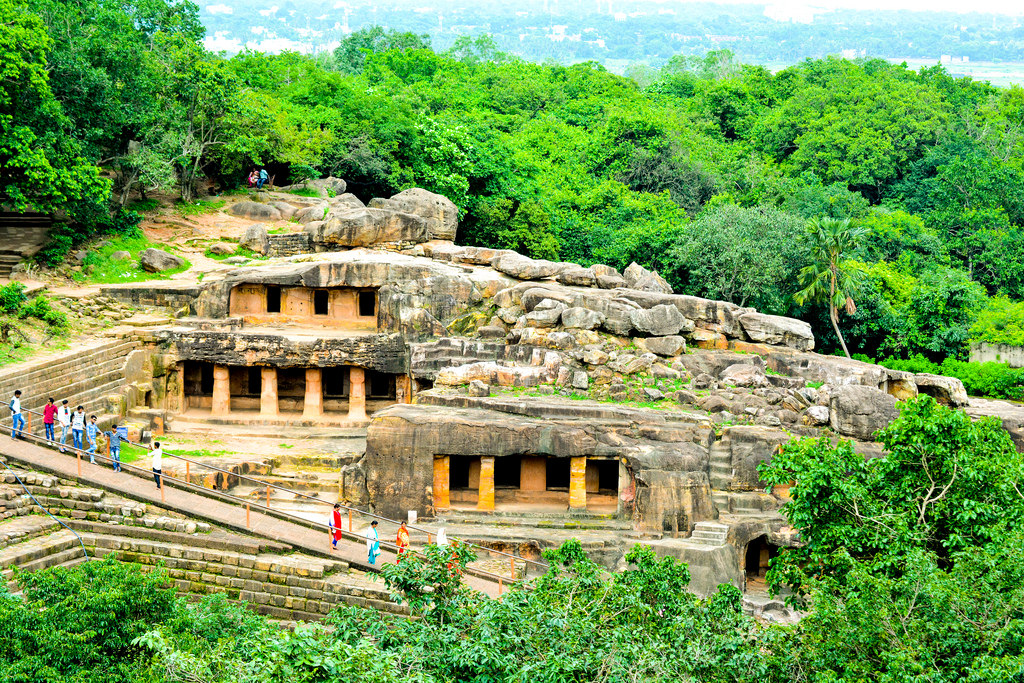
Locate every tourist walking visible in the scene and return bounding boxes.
[151,441,163,489]
[365,520,380,565]
[104,424,122,472]
[396,520,410,559]
[43,398,57,442]
[85,415,99,463]
[9,390,23,439]
[330,503,343,551]
[57,400,71,452]
[71,406,85,450]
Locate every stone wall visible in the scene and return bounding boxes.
[970,341,1024,368]
[100,283,202,312]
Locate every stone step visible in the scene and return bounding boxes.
[690,529,728,541]
[0,529,80,572]
[166,419,368,441]
[0,516,61,549]
[62,518,290,555]
[0,340,137,391]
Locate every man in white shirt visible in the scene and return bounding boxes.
[71,405,86,451]
[56,400,71,453]
[9,390,23,440]
[151,442,163,489]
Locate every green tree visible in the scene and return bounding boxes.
[794,217,867,358]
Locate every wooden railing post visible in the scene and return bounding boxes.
[348,509,352,532]
[265,485,270,509]
[77,451,81,476]
[246,503,250,528]
[185,461,190,483]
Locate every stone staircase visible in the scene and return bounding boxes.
[687,521,729,547]
[712,491,783,516]
[268,232,312,257]
[0,468,408,620]
[0,252,22,279]
[0,339,143,425]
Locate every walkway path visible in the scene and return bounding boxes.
[0,436,501,598]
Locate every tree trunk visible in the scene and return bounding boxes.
[830,304,851,359]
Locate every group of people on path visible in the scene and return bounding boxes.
[330,503,463,571]
[8,390,162,488]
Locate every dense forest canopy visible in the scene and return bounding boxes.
[6,0,1024,369]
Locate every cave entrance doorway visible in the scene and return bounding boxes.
[744,536,778,587]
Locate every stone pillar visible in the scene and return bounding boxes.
[569,456,587,511]
[433,456,450,511]
[211,365,231,416]
[260,367,278,417]
[347,367,366,420]
[477,456,495,511]
[396,375,412,404]
[303,368,323,419]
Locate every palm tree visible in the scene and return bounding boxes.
[794,217,867,359]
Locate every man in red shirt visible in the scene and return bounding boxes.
[42,397,57,442]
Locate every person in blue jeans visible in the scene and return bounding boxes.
[104,424,123,472]
[257,168,269,189]
[71,405,85,450]
[85,415,99,464]
[9,390,23,439]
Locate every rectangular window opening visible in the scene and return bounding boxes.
[313,289,329,316]
[358,290,376,317]
[266,285,281,313]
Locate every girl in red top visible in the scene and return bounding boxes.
[330,503,343,550]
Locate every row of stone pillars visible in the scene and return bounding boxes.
[210,365,367,421]
[432,455,589,512]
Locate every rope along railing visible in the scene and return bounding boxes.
[7,407,547,588]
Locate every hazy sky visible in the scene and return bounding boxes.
[752,0,1024,14]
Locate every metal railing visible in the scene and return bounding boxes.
[7,407,548,590]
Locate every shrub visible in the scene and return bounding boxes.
[938,359,1024,400]
[0,283,27,314]
[878,354,941,375]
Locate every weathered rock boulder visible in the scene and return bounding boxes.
[208,242,234,255]
[631,304,693,336]
[709,425,791,489]
[111,250,131,260]
[639,335,686,357]
[561,307,604,330]
[829,385,898,440]
[556,266,597,287]
[492,253,566,280]
[228,201,282,221]
[309,207,427,246]
[268,201,297,219]
[139,248,184,273]
[738,312,815,351]
[914,373,969,407]
[368,188,458,241]
[623,262,673,294]
[720,363,769,388]
[803,405,830,425]
[239,223,270,255]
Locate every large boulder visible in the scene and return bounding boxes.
[368,188,458,241]
[914,373,969,408]
[239,223,270,255]
[139,248,184,273]
[738,312,815,351]
[829,385,898,440]
[228,201,282,221]
[639,335,686,357]
[561,307,604,330]
[492,253,566,280]
[557,266,597,287]
[719,363,769,388]
[309,207,427,246]
[630,304,694,336]
[623,262,673,294]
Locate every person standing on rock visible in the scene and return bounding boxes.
[71,405,85,451]
[396,520,410,559]
[85,415,99,464]
[366,520,380,565]
[43,398,57,442]
[330,503,344,551]
[151,441,163,489]
[9,390,23,440]
[56,400,71,452]
[104,423,123,472]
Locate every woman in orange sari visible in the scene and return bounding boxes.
[330,503,343,550]
[396,521,411,560]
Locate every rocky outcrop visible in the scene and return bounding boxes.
[240,224,270,255]
[229,201,282,221]
[710,426,791,489]
[307,207,428,247]
[623,262,673,294]
[914,373,969,407]
[738,313,814,351]
[368,188,458,241]
[829,385,898,440]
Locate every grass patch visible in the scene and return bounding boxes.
[127,198,161,213]
[285,187,322,198]
[0,342,38,368]
[80,236,191,284]
[806,380,824,389]
[177,198,227,216]
[160,447,233,459]
[278,443,294,449]
[267,226,292,235]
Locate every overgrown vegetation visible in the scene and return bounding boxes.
[79,236,190,284]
